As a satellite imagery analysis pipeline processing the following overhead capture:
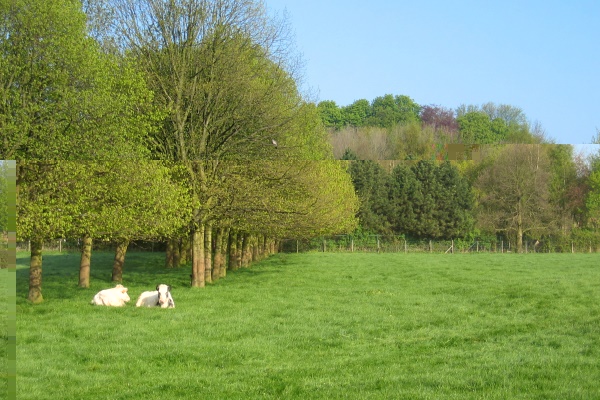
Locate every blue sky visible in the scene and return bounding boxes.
[266,0,600,148]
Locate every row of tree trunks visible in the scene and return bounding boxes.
[165,236,192,268]
[189,228,277,287]
[27,228,279,304]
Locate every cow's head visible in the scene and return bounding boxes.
[116,284,131,302]
[156,284,171,308]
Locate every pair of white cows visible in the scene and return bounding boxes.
[90,284,175,308]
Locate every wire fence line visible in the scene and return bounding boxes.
[280,235,600,254]
[15,235,600,255]
[16,239,161,254]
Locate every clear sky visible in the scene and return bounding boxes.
[266,0,600,147]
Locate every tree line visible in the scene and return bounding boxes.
[3,0,358,302]
[320,95,600,252]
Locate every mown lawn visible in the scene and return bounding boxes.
[15,251,600,399]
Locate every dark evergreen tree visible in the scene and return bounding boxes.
[348,161,392,234]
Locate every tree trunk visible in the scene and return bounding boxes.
[228,229,238,271]
[173,238,181,268]
[112,239,129,283]
[516,230,523,253]
[517,201,524,253]
[213,227,225,281]
[204,223,212,284]
[179,234,191,265]
[191,225,205,288]
[262,235,268,258]
[28,239,43,304]
[79,234,92,288]
[240,233,248,268]
[220,228,229,278]
[165,238,175,268]
[236,232,244,269]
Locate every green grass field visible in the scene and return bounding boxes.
[15,251,600,399]
[1,267,10,399]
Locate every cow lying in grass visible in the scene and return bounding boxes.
[136,284,175,308]
[90,284,131,307]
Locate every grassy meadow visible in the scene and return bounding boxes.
[15,251,600,399]
[1,266,12,399]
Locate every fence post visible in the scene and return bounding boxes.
[404,239,407,254]
[476,241,479,252]
[296,240,299,254]
[377,236,380,253]
[501,240,503,253]
[572,241,574,254]
[452,240,454,254]
[351,238,354,253]
[323,238,326,252]
[59,240,62,253]
[429,240,432,253]
[525,241,528,254]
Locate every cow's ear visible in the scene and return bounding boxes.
[168,285,172,292]
[156,285,160,291]
[122,287,128,293]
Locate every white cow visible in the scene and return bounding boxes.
[136,284,175,309]
[90,284,131,307]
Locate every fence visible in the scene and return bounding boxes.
[280,235,600,254]
[16,235,600,255]
[16,239,165,253]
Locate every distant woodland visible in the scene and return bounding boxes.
[318,95,600,251]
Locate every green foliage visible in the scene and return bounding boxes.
[16,251,600,399]
[347,160,473,239]
[17,161,191,242]
[318,94,421,129]
[456,103,537,145]
[0,0,155,159]
[585,169,600,229]
[348,160,392,234]
[341,99,370,127]
[0,162,8,232]
[389,161,474,239]
[366,94,421,128]
[317,101,343,130]
[457,112,504,144]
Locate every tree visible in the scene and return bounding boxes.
[112,0,342,287]
[348,160,392,234]
[388,163,419,235]
[420,105,458,134]
[0,162,8,233]
[0,0,157,159]
[547,145,579,235]
[585,169,600,230]
[317,101,343,129]
[342,99,371,127]
[366,94,420,128]
[432,161,474,238]
[456,103,537,144]
[476,145,552,252]
[456,111,499,144]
